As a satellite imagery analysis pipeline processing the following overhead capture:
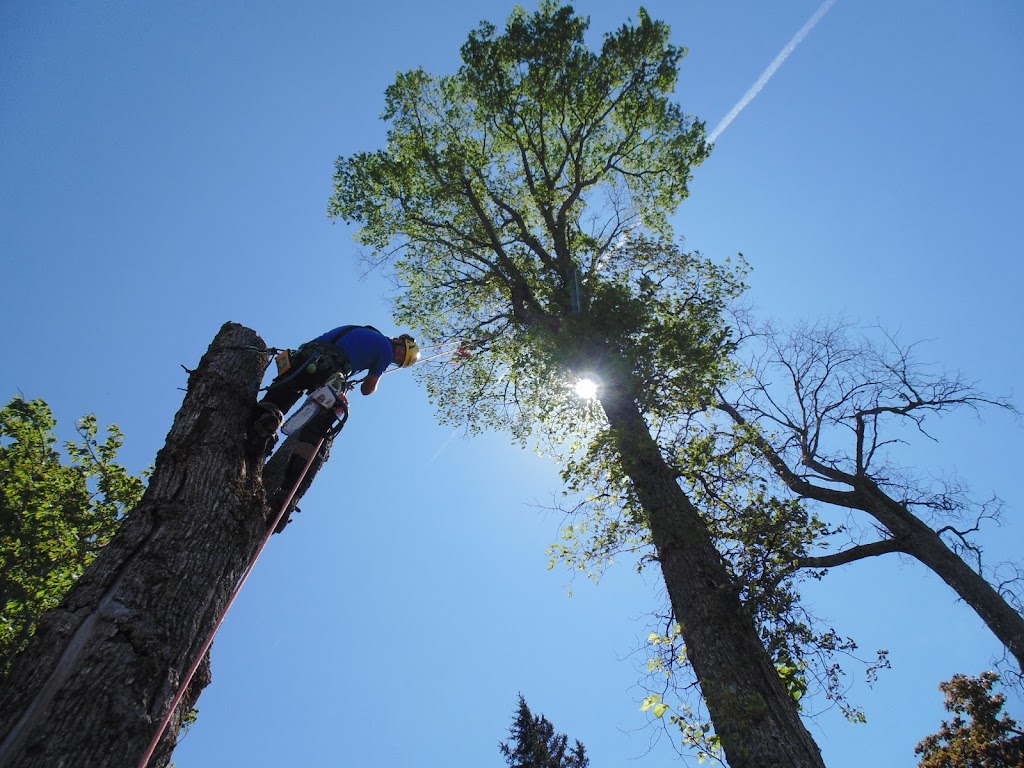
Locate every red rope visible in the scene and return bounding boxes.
[137,438,325,768]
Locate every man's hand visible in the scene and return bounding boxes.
[361,375,380,396]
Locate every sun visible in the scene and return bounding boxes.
[574,377,599,400]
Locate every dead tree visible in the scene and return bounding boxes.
[716,319,1024,675]
[0,322,296,767]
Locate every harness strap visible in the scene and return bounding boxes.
[327,324,380,345]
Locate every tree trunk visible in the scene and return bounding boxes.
[0,322,272,768]
[859,481,1024,674]
[146,650,211,768]
[600,392,825,768]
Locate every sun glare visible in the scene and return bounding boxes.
[574,377,599,400]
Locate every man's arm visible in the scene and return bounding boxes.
[361,375,380,396]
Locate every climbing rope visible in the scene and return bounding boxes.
[137,406,345,768]
[393,337,486,370]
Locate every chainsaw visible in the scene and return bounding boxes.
[281,372,351,436]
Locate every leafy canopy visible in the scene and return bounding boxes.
[0,396,144,671]
[329,1,838,753]
[916,672,1024,768]
[330,1,720,445]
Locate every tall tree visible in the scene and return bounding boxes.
[712,319,1024,674]
[500,694,589,768]
[0,323,289,768]
[330,4,824,765]
[0,397,144,672]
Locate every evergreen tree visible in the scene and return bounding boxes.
[500,695,589,768]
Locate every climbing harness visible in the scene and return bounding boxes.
[136,396,350,768]
[273,349,293,376]
[265,332,485,394]
[257,325,365,393]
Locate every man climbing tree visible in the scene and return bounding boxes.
[249,324,420,453]
[248,324,419,531]
[329,3,825,766]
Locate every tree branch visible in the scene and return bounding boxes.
[799,538,905,570]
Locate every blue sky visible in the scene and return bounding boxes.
[2,1,1022,765]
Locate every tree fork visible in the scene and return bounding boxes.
[0,322,276,768]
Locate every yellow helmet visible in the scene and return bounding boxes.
[393,334,420,368]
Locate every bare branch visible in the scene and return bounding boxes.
[799,539,906,569]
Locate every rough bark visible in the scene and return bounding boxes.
[0,322,273,768]
[600,392,825,768]
[146,651,211,768]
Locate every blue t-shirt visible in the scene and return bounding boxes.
[315,326,393,377]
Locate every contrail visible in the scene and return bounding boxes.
[426,427,459,465]
[708,0,837,143]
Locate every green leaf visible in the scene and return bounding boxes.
[1,396,145,672]
[640,694,661,712]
